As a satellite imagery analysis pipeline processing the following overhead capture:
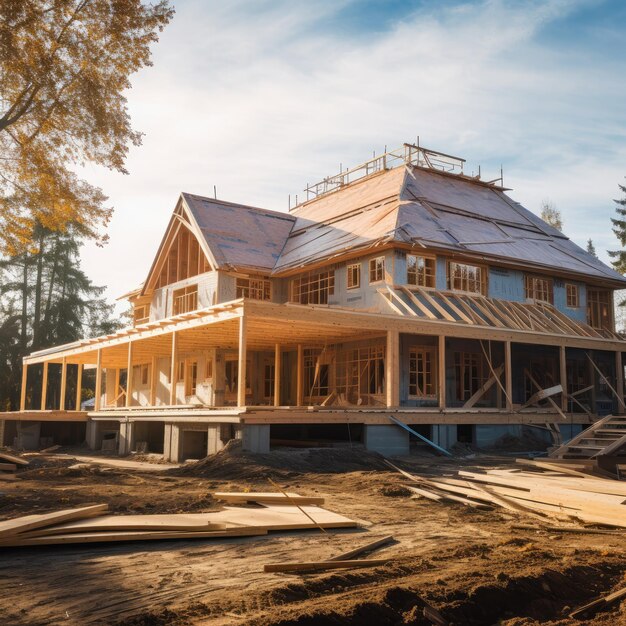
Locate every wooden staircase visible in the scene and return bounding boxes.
[550,415,626,459]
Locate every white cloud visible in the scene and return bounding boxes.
[79,0,626,305]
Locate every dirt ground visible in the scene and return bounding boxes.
[0,445,624,626]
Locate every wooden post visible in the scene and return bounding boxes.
[505,341,513,411]
[20,362,28,411]
[438,335,446,409]
[150,355,157,406]
[169,331,178,405]
[616,351,625,414]
[94,349,102,411]
[126,341,133,408]
[274,343,281,407]
[59,357,67,411]
[386,330,400,407]
[41,362,49,411]
[114,368,120,406]
[237,315,247,407]
[560,345,568,412]
[296,344,304,406]
[75,364,83,411]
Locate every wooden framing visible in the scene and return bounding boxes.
[386,330,400,407]
[59,357,67,411]
[617,351,625,413]
[126,342,133,408]
[41,362,48,411]
[438,335,446,409]
[95,349,102,411]
[273,344,281,407]
[169,332,178,405]
[75,364,83,411]
[237,316,247,407]
[20,364,27,411]
[505,341,513,411]
[296,344,304,406]
[560,345,567,412]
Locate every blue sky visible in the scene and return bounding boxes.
[81,0,626,304]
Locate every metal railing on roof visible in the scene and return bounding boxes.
[299,143,472,206]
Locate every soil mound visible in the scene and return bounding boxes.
[173,440,388,480]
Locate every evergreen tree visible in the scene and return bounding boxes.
[609,178,626,273]
[540,200,563,231]
[586,238,598,258]
[0,223,120,410]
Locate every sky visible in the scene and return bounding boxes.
[80,0,626,306]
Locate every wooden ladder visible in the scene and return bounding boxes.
[550,415,626,459]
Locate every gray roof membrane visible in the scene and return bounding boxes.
[180,166,626,285]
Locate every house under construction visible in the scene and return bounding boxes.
[3,143,626,460]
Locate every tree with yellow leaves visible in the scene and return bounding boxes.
[0,0,174,254]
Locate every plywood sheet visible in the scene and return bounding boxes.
[213,492,325,506]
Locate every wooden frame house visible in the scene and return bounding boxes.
[4,143,626,459]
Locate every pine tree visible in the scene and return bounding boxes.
[540,200,563,231]
[0,223,121,410]
[586,238,597,258]
[609,178,626,273]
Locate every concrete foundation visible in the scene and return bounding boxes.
[431,424,457,450]
[242,424,270,453]
[364,424,409,457]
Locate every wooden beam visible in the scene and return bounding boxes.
[386,329,400,407]
[59,357,67,411]
[521,384,563,408]
[125,342,133,408]
[560,345,567,412]
[296,343,304,406]
[40,362,48,411]
[237,316,247,408]
[169,331,178,405]
[273,343,281,407]
[438,335,446,409]
[616,351,625,414]
[505,340,513,411]
[75,364,83,411]
[94,349,102,411]
[20,363,28,411]
[149,355,157,406]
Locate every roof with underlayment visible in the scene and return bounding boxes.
[179,164,626,286]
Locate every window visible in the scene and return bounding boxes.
[524,275,553,304]
[185,360,198,396]
[205,358,213,380]
[173,284,198,315]
[566,283,579,308]
[347,264,360,289]
[264,362,275,399]
[407,255,435,288]
[409,348,436,397]
[369,257,385,283]
[335,344,386,404]
[291,270,335,305]
[304,349,329,398]
[225,360,251,394]
[236,277,271,300]
[454,352,485,402]
[448,262,486,295]
[588,289,613,330]
[133,304,150,325]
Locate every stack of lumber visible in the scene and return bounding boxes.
[0,493,357,548]
[0,450,29,480]
[385,460,626,529]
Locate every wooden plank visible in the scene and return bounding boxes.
[169,331,178,405]
[569,586,626,620]
[0,504,108,539]
[329,535,394,561]
[75,363,83,410]
[521,384,563,408]
[59,357,67,411]
[95,348,102,411]
[213,492,325,506]
[401,287,437,319]
[0,527,268,548]
[23,514,227,537]
[438,335,446,409]
[505,340,513,410]
[125,341,133,408]
[386,329,400,407]
[0,451,29,466]
[237,315,247,407]
[296,343,304,406]
[418,288,456,322]
[263,558,390,574]
[274,343,281,407]
[0,463,17,471]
